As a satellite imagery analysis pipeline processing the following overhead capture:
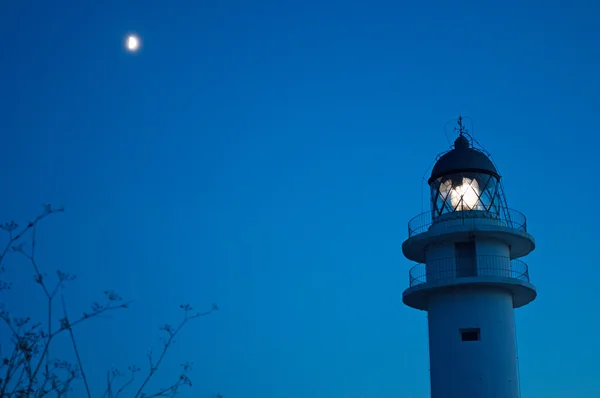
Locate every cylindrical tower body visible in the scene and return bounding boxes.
[428,287,518,397]
[402,122,536,398]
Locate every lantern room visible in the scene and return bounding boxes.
[429,125,505,219]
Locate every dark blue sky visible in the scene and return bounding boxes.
[2,0,600,397]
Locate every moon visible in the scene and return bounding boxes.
[125,34,140,52]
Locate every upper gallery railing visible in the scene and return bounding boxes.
[407,208,527,238]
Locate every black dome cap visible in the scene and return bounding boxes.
[428,135,499,184]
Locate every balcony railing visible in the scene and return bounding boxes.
[408,255,530,287]
[407,208,527,238]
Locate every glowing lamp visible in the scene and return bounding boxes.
[440,177,481,211]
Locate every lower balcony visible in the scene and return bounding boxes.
[402,254,536,310]
[408,255,530,288]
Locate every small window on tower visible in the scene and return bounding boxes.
[460,328,480,342]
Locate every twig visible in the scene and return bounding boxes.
[61,293,91,398]
[133,305,215,398]
[114,367,139,398]
[0,342,21,396]
[107,370,113,398]
[0,204,63,266]
[26,299,131,393]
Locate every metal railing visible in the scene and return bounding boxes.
[408,255,530,287]
[407,208,527,238]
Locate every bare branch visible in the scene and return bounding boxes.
[133,304,217,398]
[142,362,193,398]
[0,204,64,267]
[26,297,131,393]
[114,365,140,398]
[61,293,91,398]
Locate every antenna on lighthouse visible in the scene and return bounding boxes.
[455,115,468,136]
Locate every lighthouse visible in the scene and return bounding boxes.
[402,117,536,398]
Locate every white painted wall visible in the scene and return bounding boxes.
[425,241,455,283]
[423,237,513,281]
[476,238,511,278]
[427,287,519,398]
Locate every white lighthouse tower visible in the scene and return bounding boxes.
[402,117,536,398]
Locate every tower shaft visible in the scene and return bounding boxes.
[424,237,522,398]
[428,287,518,397]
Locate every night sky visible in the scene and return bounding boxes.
[2,0,600,397]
